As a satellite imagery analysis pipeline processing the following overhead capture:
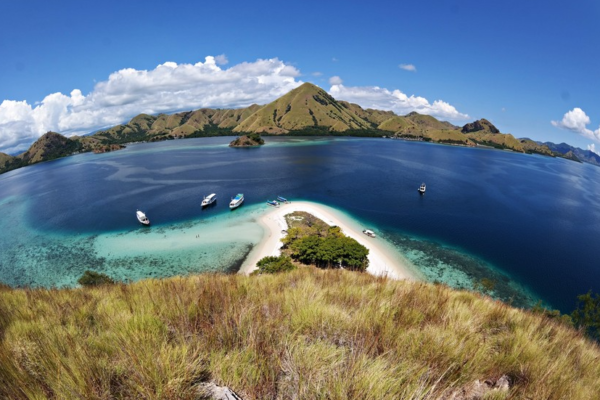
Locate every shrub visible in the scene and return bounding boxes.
[77,270,116,286]
[257,255,296,274]
[571,291,600,341]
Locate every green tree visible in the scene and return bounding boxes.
[290,235,322,264]
[337,236,369,271]
[77,270,115,286]
[571,291,600,341]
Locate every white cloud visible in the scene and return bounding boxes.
[329,84,469,121]
[0,56,302,154]
[587,144,600,156]
[551,108,600,142]
[329,76,343,85]
[312,72,323,77]
[214,54,229,65]
[399,64,417,72]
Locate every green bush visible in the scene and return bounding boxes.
[257,255,296,274]
[77,270,116,286]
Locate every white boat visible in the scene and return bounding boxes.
[201,193,217,207]
[418,183,426,194]
[136,210,150,225]
[362,229,376,238]
[229,193,244,209]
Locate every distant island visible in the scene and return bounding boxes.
[2,82,599,175]
[229,133,265,147]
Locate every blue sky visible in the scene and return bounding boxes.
[0,0,599,154]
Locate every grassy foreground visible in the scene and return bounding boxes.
[0,269,599,399]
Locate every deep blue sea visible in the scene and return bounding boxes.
[1,136,599,312]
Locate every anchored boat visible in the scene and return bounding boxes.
[229,193,244,210]
[362,229,376,238]
[202,193,217,207]
[418,183,426,194]
[136,210,150,226]
[266,200,279,207]
[277,196,289,203]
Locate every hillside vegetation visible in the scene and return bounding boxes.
[0,269,599,399]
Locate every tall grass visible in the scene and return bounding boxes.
[0,269,598,399]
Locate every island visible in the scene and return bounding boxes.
[241,201,418,280]
[229,133,265,147]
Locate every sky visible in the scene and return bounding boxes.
[0,0,598,155]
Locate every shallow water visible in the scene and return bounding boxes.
[1,136,599,312]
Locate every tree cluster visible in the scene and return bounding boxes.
[283,224,369,271]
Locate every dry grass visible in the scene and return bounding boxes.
[0,268,599,399]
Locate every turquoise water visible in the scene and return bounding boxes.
[1,136,599,312]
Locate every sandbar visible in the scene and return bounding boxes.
[240,201,420,280]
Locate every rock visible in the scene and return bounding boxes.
[494,375,510,392]
[441,375,510,400]
[196,382,244,400]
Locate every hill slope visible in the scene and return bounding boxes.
[0,132,84,174]
[0,152,14,168]
[0,268,598,399]
[234,82,373,133]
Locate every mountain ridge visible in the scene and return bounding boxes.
[0,83,594,174]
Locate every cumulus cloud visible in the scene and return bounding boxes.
[329,84,469,121]
[214,54,229,65]
[587,144,600,156]
[399,64,417,72]
[551,108,600,142]
[0,56,302,154]
[329,76,343,85]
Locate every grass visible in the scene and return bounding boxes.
[0,269,599,399]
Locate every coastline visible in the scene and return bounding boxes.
[240,201,420,280]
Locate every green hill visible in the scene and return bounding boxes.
[0,132,84,174]
[233,82,373,133]
[0,268,598,399]
[520,138,554,156]
[406,111,454,130]
[377,116,416,133]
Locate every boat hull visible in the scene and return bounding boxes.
[202,199,217,207]
[229,201,243,209]
[229,194,244,209]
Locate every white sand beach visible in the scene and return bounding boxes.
[240,201,419,280]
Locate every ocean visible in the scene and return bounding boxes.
[1,136,598,312]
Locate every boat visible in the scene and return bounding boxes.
[277,196,289,203]
[362,229,376,238]
[266,200,279,207]
[229,193,244,209]
[418,183,426,194]
[201,193,217,207]
[136,210,150,226]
